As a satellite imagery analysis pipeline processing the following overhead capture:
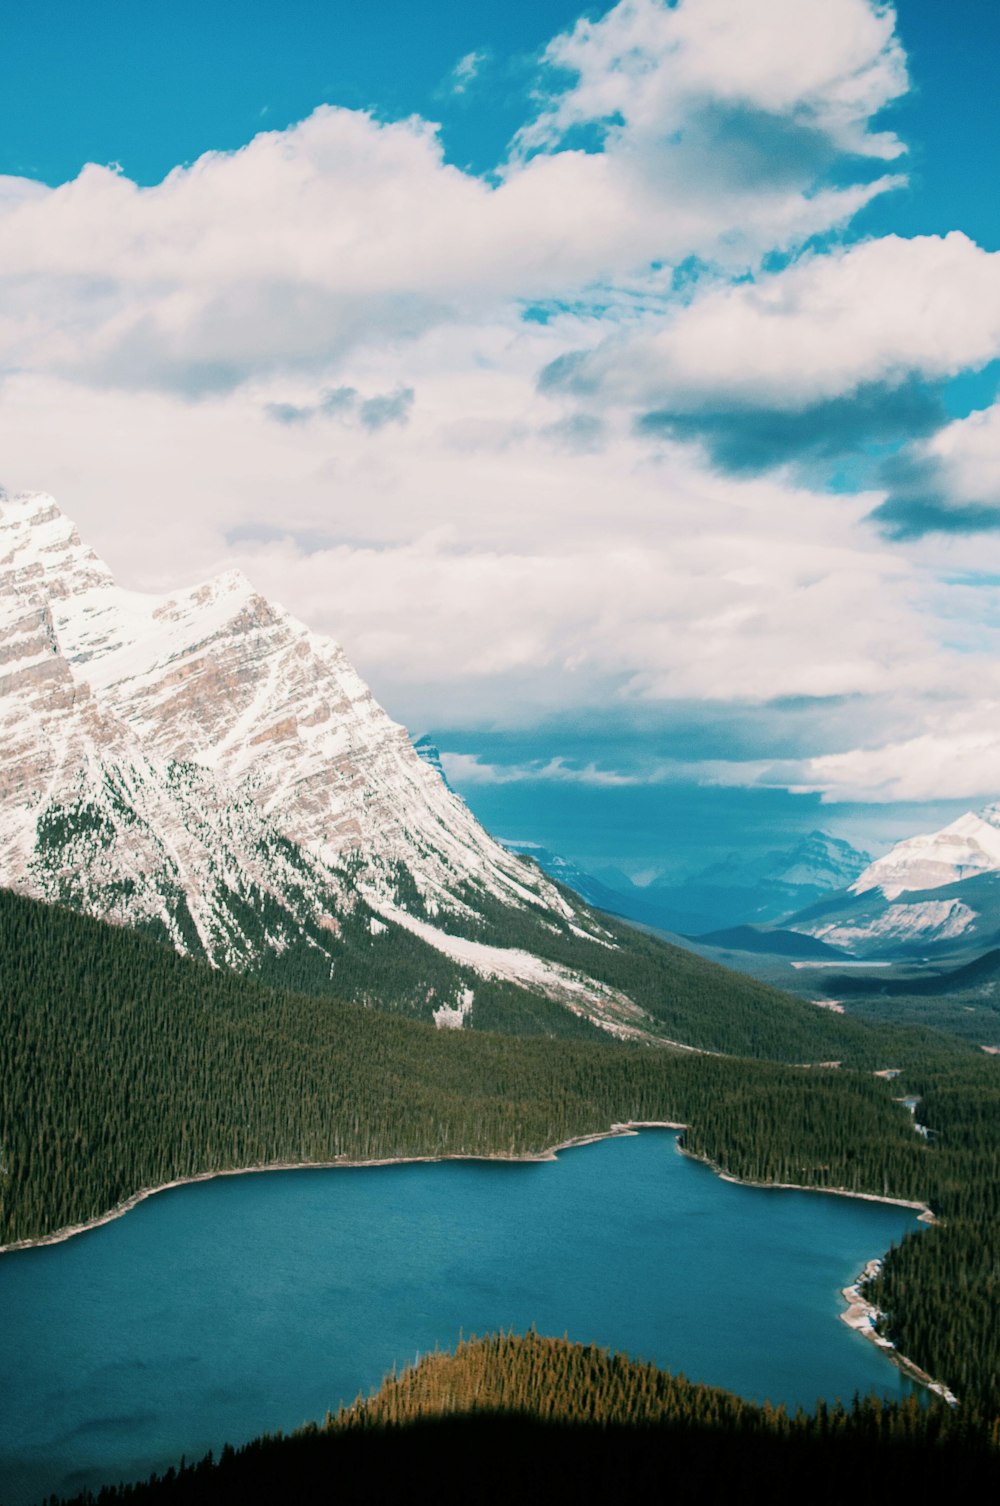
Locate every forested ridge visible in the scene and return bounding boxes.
[52,1333,1000,1506]
[1,884,998,1441]
[0,886,938,1246]
[220,849,915,1062]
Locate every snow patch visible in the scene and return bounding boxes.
[433,987,475,1030]
[375,902,652,1040]
[814,899,976,949]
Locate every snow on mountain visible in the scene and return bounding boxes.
[0,490,620,1019]
[777,807,1000,959]
[808,898,979,952]
[378,901,651,1041]
[668,830,870,898]
[851,810,1000,900]
[500,832,874,947]
[772,830,870,892]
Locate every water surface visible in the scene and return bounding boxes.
[0,1131,923,1505]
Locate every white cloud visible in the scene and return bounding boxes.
[0,4,906,395]
[448,50,487,95]
[518,0,907,162]
[3,304,996,740]
[440,753,643,787]
[442,750,791,790]
[546,233,1000,412]
[906,401,1000,512]
[790,713,1000,804]
[7,0,1000,811]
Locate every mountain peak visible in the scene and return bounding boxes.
[0,492,585,981]
[850,808,1000,901]
[0,490,114,600]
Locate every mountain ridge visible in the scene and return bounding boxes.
[4,490,833,1050]
[780,806,1000,960]
[1,490,638,1029]
[506,831,871,938]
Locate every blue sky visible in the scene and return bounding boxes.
[4,1,1000,876]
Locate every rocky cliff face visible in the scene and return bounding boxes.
[0,491,597,999]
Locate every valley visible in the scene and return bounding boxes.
[6,3,1000,1500]
[1,492,999,1501]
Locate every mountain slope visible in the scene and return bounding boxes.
[0,492,558,915]
[0,883,943,1250]
[782,806,1000,960]
[1,489,842,1046]
[0,492,643,1024]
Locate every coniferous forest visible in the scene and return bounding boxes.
[1,882,999,1487]
[49,1333,1000,1506]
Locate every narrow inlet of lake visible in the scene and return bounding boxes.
[0,1130,923,1505]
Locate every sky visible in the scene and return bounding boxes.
[4,0,1000,877]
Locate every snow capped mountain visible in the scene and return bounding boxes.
[497,831,872,944]
[0,490,623,1021]
[782,806,1000,959]
[850,809,1000,900]
[663,829,869,900]
[771,830,870,892]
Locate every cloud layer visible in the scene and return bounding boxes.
[3,0,1000,807]
[0,0,907,397]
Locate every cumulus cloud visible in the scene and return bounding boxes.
[544,233,1000,416]
[6,0,1000,811]
[3,333,992,740]
[517,0,907,163]
[790,714,1000,804]
[869,400,1000,538]
[0,2,907,395]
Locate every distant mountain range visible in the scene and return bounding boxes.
[633,802,1000,967]
[508,830,871,939]
[511,806,1000,986]
[782,809,1000,960]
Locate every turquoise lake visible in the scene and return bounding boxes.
[0,1131,924,1505]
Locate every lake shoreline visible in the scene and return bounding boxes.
[677,1146,935,1221]
[838,1257,958,1406]
[0,1121,685,1256]
[672,1145,949,1401]
[0,1117,934,1246]
[0,1121,952,1403]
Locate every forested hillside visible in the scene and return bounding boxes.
[1,886,999,1420]
[51,1333,999,1506]
[0,886,937,1247]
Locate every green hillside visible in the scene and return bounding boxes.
[51,1333,998,1506]
[0,885,939,1246]
[236,858,968,1063]
[1,885,999,1419]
